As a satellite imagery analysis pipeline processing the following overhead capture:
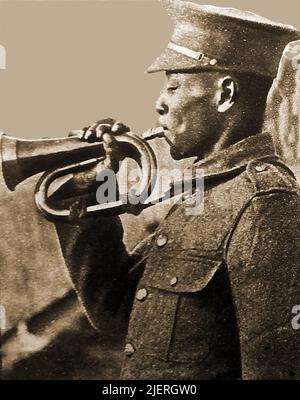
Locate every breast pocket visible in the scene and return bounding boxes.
[133,249,223,363]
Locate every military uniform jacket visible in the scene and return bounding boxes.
[55,132,300,380]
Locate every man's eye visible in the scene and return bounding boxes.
[167,86,178,92]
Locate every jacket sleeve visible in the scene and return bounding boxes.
[49,174,148,333]
[226,191,300,380]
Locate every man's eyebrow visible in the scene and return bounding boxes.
[167,75,180,83]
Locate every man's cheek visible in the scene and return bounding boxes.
[177,121,188,135]
[168,111,185,132]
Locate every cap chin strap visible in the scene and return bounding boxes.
[167,42,218,66]
[168,42,203,61]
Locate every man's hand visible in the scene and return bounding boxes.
[66,119,131,202]
[71,118,131,173]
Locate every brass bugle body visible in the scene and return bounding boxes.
[0,127,165,220]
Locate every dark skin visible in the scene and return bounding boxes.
[50,71,270,218]
[66,71,270,196]
[155,71,237,160]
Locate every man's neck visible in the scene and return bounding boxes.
[211,114,265,156]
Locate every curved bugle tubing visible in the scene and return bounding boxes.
[0,131,158,221]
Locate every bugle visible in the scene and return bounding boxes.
[0,127,165,221]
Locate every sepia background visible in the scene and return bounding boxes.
[0,0,299,379]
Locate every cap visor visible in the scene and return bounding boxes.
[146,47,207,73]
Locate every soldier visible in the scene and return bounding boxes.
[54,0,300,379]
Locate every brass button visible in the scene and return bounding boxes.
[136,288,148,301]
[156,234,168,247]
[124,343,135,356]
[255,164,267,172]
[170,277,178,286]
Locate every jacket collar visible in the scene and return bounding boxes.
[192,131,277,179]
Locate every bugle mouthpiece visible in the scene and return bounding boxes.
[143,126,165,141]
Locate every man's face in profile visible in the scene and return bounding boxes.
[155,71,224,161]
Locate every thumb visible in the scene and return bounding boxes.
[68,200,87,222]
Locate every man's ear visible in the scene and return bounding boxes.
[215,76,238,113]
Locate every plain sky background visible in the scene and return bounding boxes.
[0,0,300,139]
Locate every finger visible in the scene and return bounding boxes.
[83,122,99,141]
[103,134,120,155]
[111,122,130,134]
[103,153,120,172]
[95,124,113,139]
[78,130,86,140]
[95,118,116,126]
[103,135,126,168]
[84,129,96,141]
[69,200,87,222]
[102,132,117,145]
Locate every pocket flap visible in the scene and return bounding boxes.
[143,251,223,293]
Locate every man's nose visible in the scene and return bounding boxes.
[155,94,169,115]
